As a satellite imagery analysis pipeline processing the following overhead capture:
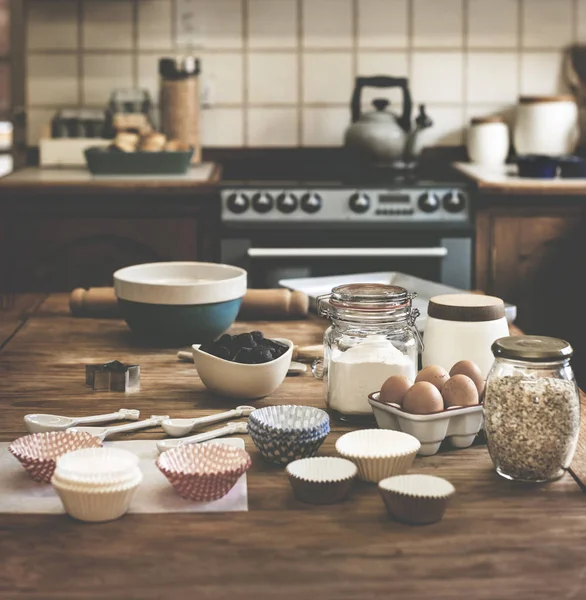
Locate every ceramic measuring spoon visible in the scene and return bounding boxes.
[161,405,255,437]
[24,408,140,434]
[157,422,248,453]
[69,414,169,441]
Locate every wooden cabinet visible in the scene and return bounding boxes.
[0,192,220,292]
[476,203,586,383]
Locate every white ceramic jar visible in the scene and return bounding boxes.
[421,294,509,379]
[467,117,509,166]
[514,95,579,156]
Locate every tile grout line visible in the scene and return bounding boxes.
[242,0,249,147]
[77,0,84,106]
[297,0,303,146]
[132,0,139,88]
[517,0,523,96]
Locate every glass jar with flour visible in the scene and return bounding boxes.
[315,284,422,422]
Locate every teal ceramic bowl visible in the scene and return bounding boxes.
[114,262,247,346]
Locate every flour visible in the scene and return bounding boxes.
[327,335,416,416]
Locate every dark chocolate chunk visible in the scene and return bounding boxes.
[217,334,233,346]
[251,331,264,343]
[234,347,254,364]
[234,332,256,349]
[266,339,289,356]
[252,345,274,364]
[215,346,231,361]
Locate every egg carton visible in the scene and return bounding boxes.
[368,392,483,456]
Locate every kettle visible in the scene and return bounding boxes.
[344,76,433,167]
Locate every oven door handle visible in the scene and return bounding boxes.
[246,247,448,258]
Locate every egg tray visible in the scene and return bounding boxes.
[368,392,483,456]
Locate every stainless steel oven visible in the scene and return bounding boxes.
[220,184,473,290]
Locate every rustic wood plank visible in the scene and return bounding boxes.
[1,294,586,600]
[0,293,47,349]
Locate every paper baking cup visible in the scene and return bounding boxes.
[378,474,455,525]
[8,431,103,483]
[53,447,140,488]
[249,405,330,435]
[335,429,420,483]
[52,473,143,522]
[157,442,251,502]
[286,457,357,504]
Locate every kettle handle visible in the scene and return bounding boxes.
[350,76,413,133]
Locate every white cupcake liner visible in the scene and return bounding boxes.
[54,447,139,487]
[286,457,357,484]
[335,429,420,483]
[378,474,455,525]
[52,473,142,522]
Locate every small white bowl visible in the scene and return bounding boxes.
[335,429,420,483]
[192,338,293,399]
[378,474,455,525]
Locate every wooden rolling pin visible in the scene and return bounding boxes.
[70,287,309,320]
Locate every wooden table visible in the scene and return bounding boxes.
[1,294,586,600]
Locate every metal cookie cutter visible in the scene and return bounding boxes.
[85,360,140,392]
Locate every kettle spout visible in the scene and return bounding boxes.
[404,105,433,163]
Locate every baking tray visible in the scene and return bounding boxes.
[278,271,517,331]
[85,146,194,175]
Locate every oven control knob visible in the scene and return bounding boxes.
[226,193,250,214]
[349,193,371,214]
[443,191,467,213]
[252,192,274,213]
[276,193,298,214]
[417,192,440,213]
[301,193,322,214]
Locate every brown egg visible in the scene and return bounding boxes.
[402,382,444,415]
[449,360,485,396]
[379,375,412,406]
[415,365,450,391]
[441,374,479,408]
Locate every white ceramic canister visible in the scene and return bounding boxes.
[421,294,509,378]
[467,117,509,166]
[514,95,579,156]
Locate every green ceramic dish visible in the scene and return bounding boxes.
[85,147,194,175]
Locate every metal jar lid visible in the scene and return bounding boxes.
[159,57,201,79]
[491,335,573,362]
[427,294,505,322]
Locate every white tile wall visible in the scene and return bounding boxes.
[248,0,298,49]
[466,53,519,103]
[413,0,463,48]
[467,0,518,48]
[82,54,133,104]
[248,53,298,104]
[521,0,573,49]
[24,0,582,148]
[412,52,464,103]
[83,0,134,50]
[303,52,353,103]
[138,1,173,51]
[520,52,567,96]
[247,108,298,146]
[302,0,353,49]
[358,0,409,48]
[27,0,78,51]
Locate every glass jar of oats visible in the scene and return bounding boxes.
[159,56,201,163]
[484,335,580,483]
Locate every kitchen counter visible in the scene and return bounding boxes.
[1,292,586,600]
[0,162,222,196]
[454,162,586,196]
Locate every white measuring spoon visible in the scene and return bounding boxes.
[24,408,140,434]
[69,415,169,441]
[157,422,249,453]
[161,405,255,437]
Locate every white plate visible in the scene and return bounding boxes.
[279,271,517,331]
